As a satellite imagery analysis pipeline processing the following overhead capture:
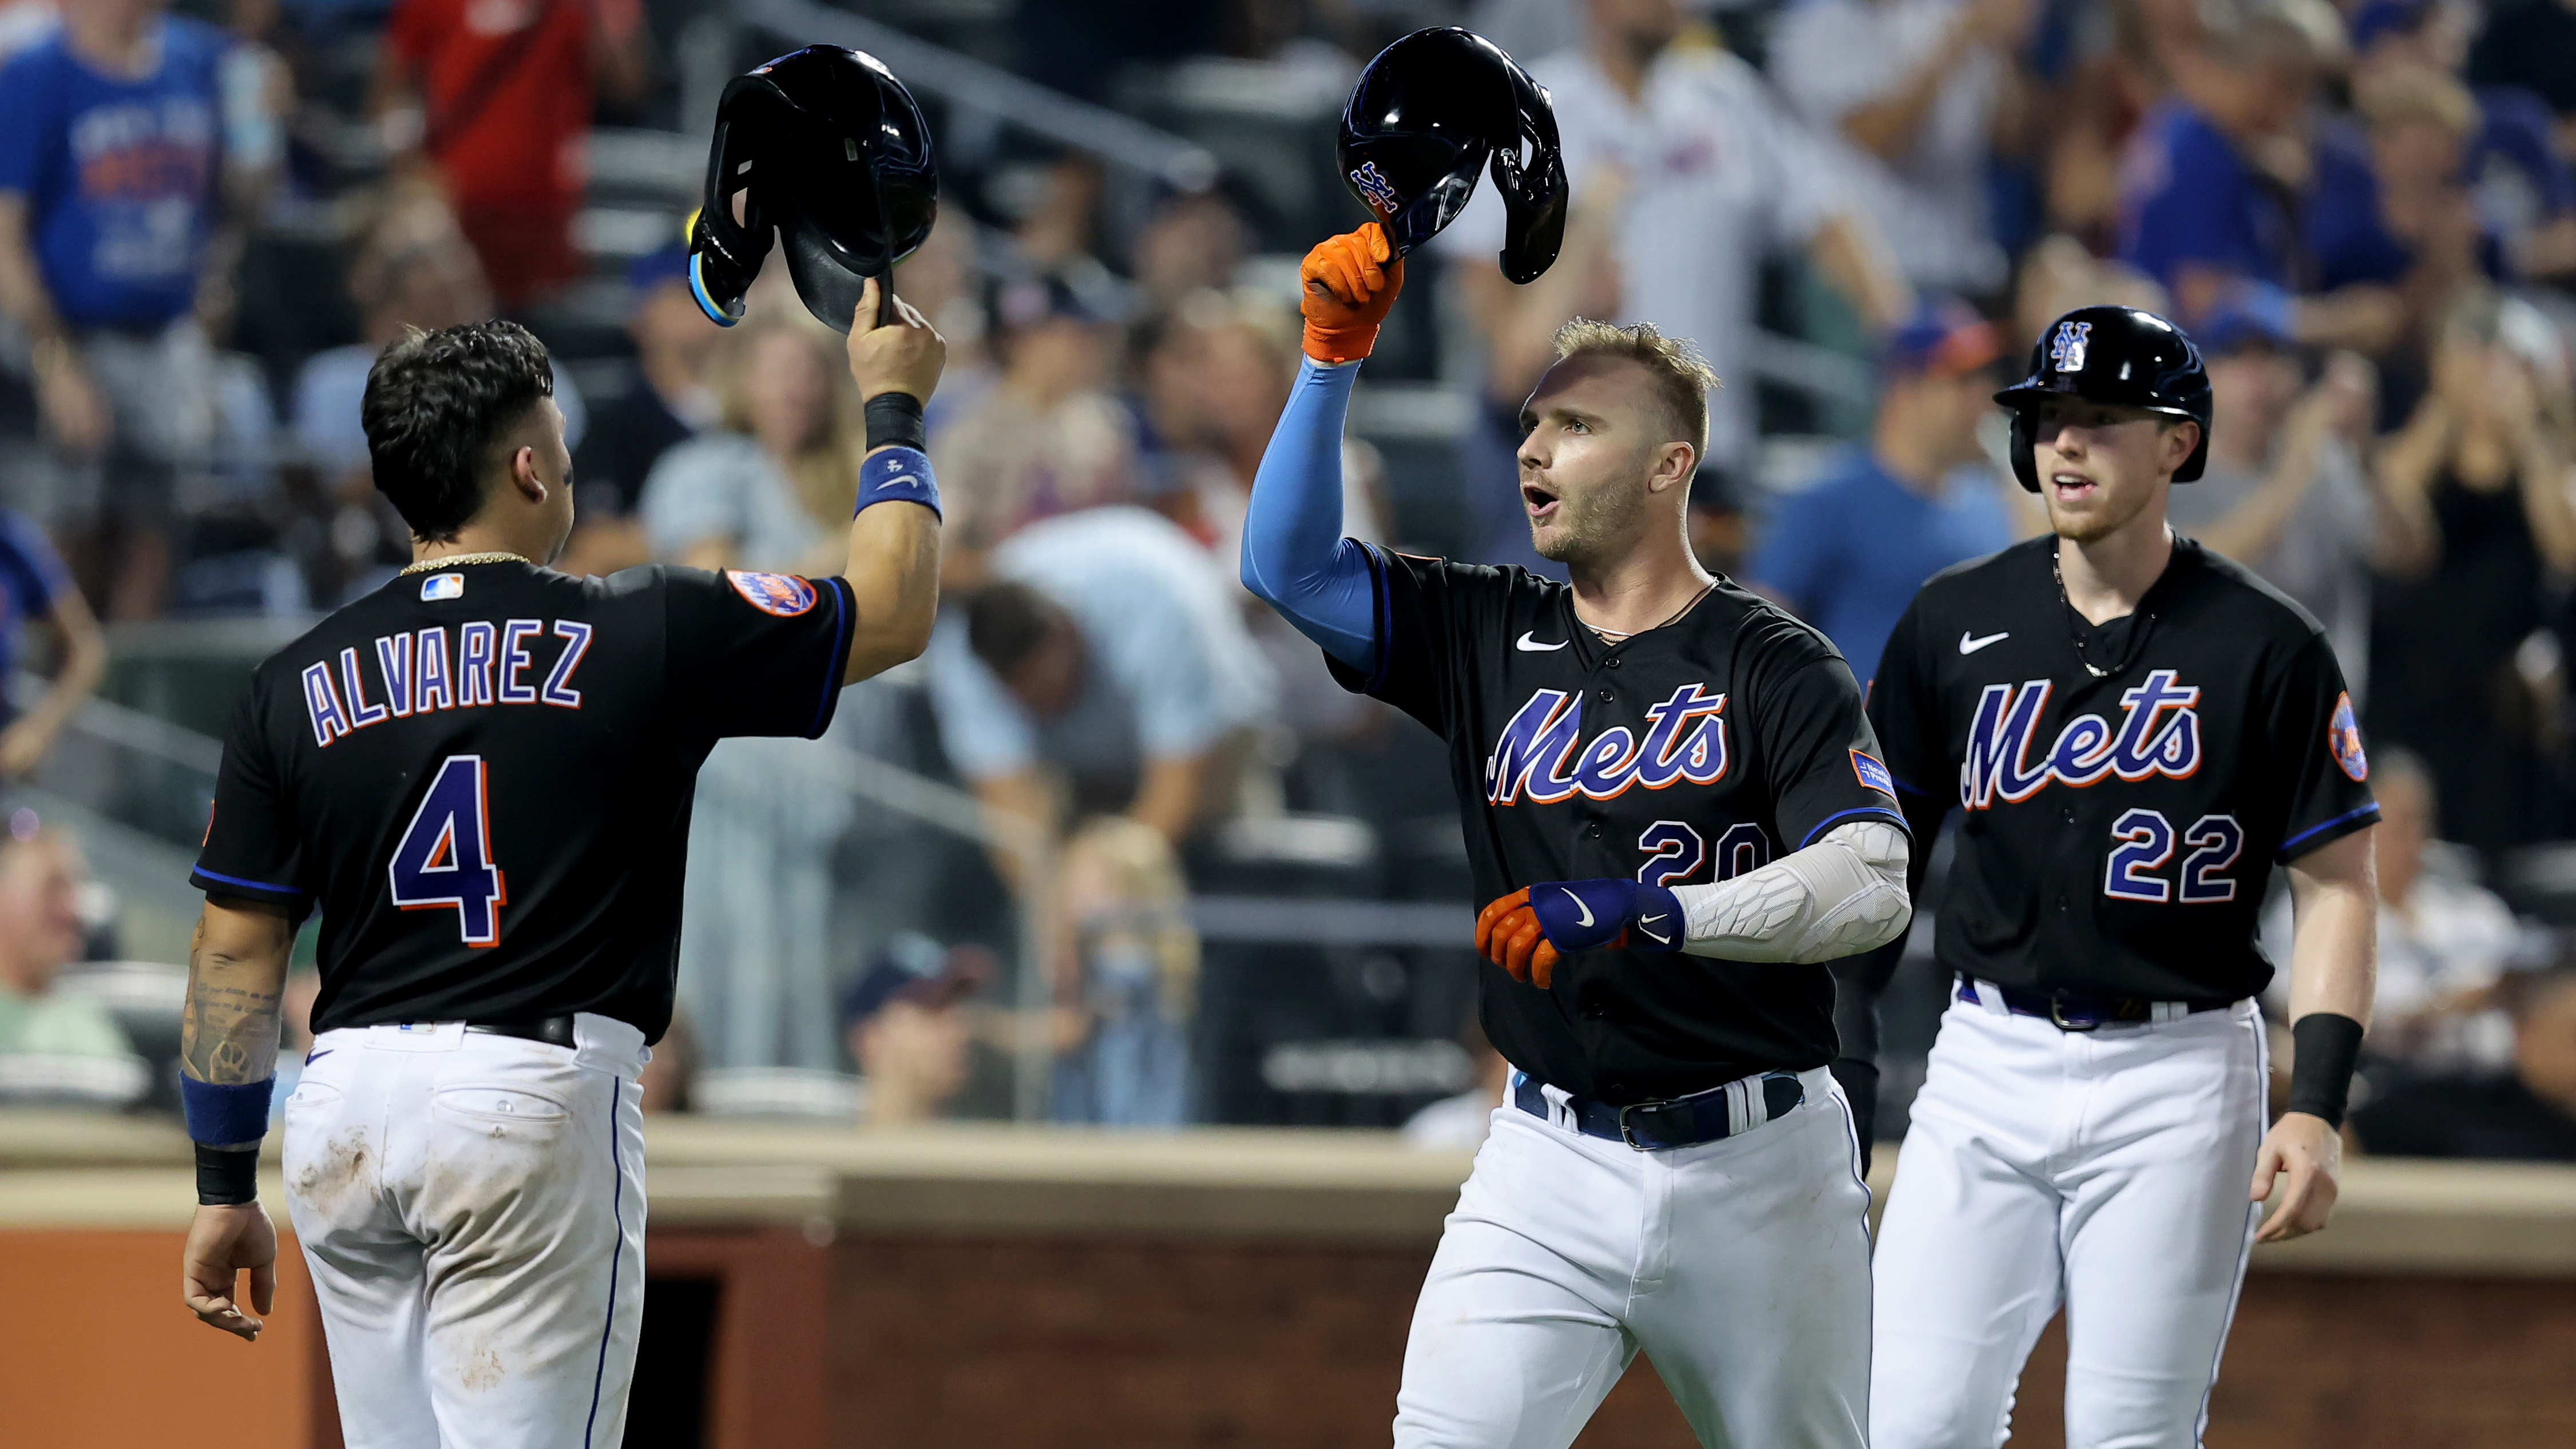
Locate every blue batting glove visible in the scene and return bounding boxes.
[1529,878,1685,953]
[1477,878,1685,988]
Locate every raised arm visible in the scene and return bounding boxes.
[838,277,946,684]
[1240,226,1403,673]
[179,894,297,1340]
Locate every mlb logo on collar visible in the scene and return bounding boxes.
[421,573,464,601]
[2050,320,2092,374]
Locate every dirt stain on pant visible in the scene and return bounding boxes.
[456,1340,506,1392]
[290,1128,373,1217]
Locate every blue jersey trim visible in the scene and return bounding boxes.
[807,577,853,739]
[1798,806,1911,851]
[2276,802,2381,861]
[1884,771,1936,799]
[191,866,307,898]
[1360,543,1393,696]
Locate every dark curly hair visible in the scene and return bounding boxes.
[966,581,1069,677]
[360,321,555,542]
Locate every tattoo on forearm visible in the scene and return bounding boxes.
[181,926,285,1086]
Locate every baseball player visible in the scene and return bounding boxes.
[1246,224,1913,1448]
[172,282,944,1447]
[1858,305,2379,1448]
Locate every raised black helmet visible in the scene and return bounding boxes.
[1994,305,2213,492]
[1338,27,1567,284]
[689,45,938,333]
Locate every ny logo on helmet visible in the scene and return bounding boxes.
[2050,320,2093,374]
[1349,161,1404,217]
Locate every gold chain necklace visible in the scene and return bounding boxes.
[1586,580,1717,642]
[399,551,531,576]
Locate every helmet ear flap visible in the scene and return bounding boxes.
[687,205,767,327]
[2173,416,2210,483]
[689,110,776,327]
[1491,142,1566,284]
[2009,408,2041,493]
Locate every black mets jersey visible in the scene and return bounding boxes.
[1330,550,1909,1102]
[191,559,857,1041]
[1867,535,2379,1003]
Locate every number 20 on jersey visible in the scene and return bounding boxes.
[389,755,508,946]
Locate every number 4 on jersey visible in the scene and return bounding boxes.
[389,755,507,946]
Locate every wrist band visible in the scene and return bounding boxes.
[196,1142,260,1206]
[1628,882,1685,952]
[857,446,941,520]
[182,1075,275,1147]
[2285,1012,2365,1127]
[864,392,928,452]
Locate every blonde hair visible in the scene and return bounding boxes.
[716,317,862,527]
[1059,816,1199,1023]
[2358,62,2480,137]
[1551,318,1719,464]
[1176,286,1299,363]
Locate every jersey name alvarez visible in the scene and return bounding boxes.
[300,619,596,746]
[192,562,858,1043]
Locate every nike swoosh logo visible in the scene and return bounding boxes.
[1516,632,1570,652]
[887,474,921,491]
[1959,630,2010,655]
[1561,887,1594,927]
[1638,912,1672,944]
[304,1049,333,1065]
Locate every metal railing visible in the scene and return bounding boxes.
[737,0,1219,192]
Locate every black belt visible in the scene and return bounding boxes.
[1957,977,2236,1032]
[1514,1071,1805,1151]
[465,1016,577,1047]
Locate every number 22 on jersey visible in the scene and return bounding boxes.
[2104,809,2241,904]
[389,755,508,945]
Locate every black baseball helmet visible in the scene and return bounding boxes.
[688,45,938,334]
[1994,305,2212,491]
[1338,27,1567,284]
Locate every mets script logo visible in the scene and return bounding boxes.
[1349,161,1403,216]
[2050,319,2093,374]
[2329,691,2368,782]
[727,570,818,618]
[1485,684,1727,805]
[1961,670,2202,809]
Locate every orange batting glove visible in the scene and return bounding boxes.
[1301,223,1404,364]
[1475,887,1564,989]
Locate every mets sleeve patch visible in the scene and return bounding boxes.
[1851,749,1897,797]
[727,570,820,618]
[2329,691,2368,782]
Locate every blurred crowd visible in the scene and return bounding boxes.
[4,0,2576,1158]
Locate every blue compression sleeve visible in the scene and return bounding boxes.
[1241,358,1380,672]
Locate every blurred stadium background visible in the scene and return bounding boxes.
[2,0,2575,1444]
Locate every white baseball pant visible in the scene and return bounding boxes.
[281,1015,649,1449]
[1393,1066,1873,1449]
[1869,986,2266,1449]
